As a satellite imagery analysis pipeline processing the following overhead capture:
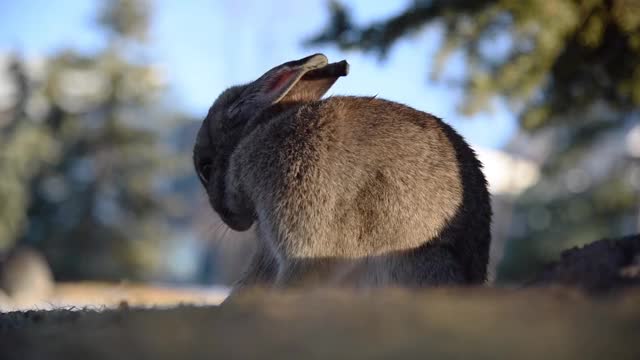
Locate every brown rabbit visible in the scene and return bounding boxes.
[193,54,491,290]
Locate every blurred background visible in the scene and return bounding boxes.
[0,0,638,298]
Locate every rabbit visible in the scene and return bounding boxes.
[193,53,491,291]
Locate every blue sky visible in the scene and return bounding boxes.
[0,0,516,149]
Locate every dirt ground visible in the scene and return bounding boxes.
[1,235,639,359]
[1,286,639,359]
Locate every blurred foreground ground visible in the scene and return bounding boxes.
[1,287,639,359]
[0,235,638,358]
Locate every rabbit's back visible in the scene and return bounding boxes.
[233,96,488,272]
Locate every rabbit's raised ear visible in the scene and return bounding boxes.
[228,54,348,119]
[280,59,349,104]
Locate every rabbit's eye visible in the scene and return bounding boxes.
[197,160,212,184]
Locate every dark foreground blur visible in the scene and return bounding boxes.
[2,287,640,359]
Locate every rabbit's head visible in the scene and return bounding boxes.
[194,54,348,230]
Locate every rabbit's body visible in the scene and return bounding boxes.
[194,54,491,290]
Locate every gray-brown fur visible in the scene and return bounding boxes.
[193,54,491,290]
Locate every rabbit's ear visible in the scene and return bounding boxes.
[227,54,329,119]
[279,60,349,103]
